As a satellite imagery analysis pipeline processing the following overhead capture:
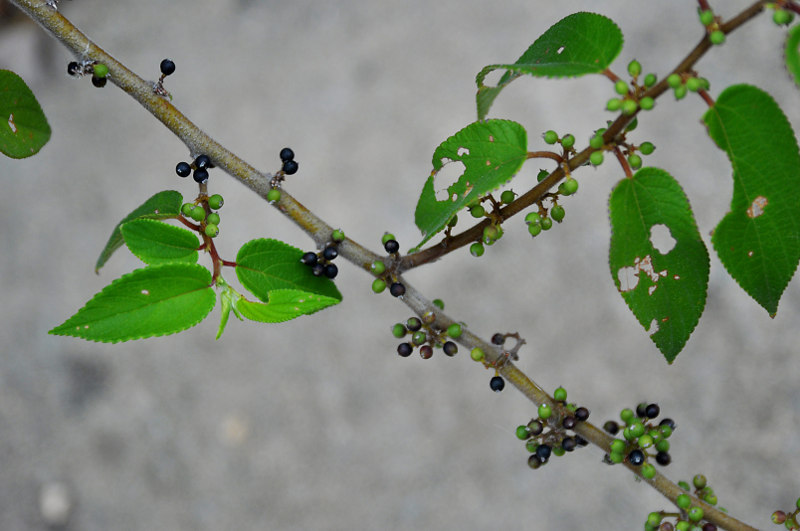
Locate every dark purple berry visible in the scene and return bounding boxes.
[489,375,505,392]
[282,159,299,175]
[419,345,433,359]
[575,435,589,447]
[160,58,176,76]
[561,437,577,452]
[628,449,645,466]
[491,333,505,345]
[300,252,318,266]
[527,420,543,436]
[442,341,458,356]
[389,282,406,297]
[656,451,671,466]
[603,421,619,434]
[323,264,338,279]
[575,407,590,421]
[311,263,324,277]
[645,403,660,419]
[397,343,413,357]
[636,403,648,418]
[193,168,209,183]
[91,75,107,88]
[175,161,191,177]
[67,61,80,76]
[384,239,400,254]
[536,444,552,461]
[702,524,717,531]
[279,147,295,162]
[322,246,338,261]
[194,154,212,169]
[562,416,576,429]
[659,418,676,430]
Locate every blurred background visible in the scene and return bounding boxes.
[1,1,798,529]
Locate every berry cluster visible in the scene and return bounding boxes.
[602,403,675,476]
[67,60,109,88]
[300,235,342,279]
[370,233,407,297]
[698,9,726,45]
[771,497,800,530]
[180,193,224,238]
[392,310,461,360]
[666,72,710,101]
[267,148,299,199]
[176,154,214,184]
[644,474,726,531]
[469,332,525,392]
[279,147,299,175]
[517,386,590,470]
[152,58,176,97]
[605,60,657,116]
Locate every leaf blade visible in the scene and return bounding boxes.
[0,70,51,158]
[121,218,199,265]
[785,24,800,88]
[237,289,341,323]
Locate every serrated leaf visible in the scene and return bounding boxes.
[414,119,527,247]
[0,70,51,158]
[609,168,710,363]
[235,238,342,308]
[49,263,215,343]
[237,289,341,323]
[785,24,800,88]
[476,13,624,119]
[95,190,183,272]
[121,218,199,265]
[703,84,800,316]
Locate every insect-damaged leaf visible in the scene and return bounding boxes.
[609,167,709,363]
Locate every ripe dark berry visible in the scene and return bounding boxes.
[384,239,400,254]
[562,416,576,429]
[67,61,80,76]
[194,154,212,169]
[193,168,209,183]
[645,403,660,419]
[702,524,717,531]
[300,252,318,266]
[491,333,505,345]
[397,342,413,357]
[389,282,406,297]
[323,263,338,279]
[160,58,176,76]
[655,451,671,466]
[442,341,458,356]
[406,317,422,331]
[603,421,619,434]
[282,159,299,175]
[536,444,552,461]
[561,437,577,452]
[91,75,107,88]
[489,375,505,392]
[575,435,588,447]
[279,147,295,162]
[311,263,324,277]
[419,345,433,359]
[527,420,544,436]
[575,407,590,421]
[175,161,191,177]
[322,246,338,261]
[628,449,645,466]
[659,418,676,430]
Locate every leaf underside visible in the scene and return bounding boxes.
[0,69,51,158]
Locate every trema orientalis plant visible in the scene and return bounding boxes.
[3,0,800,529]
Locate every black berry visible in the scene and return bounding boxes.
[491,333,505,345]
[575,407,590,422]
[528,420,543,436]
[406,317,422,332]
[67,61,80,76]
[442,341,458,356]
[603,421,619,434]
[323,263,338,279]
[389,282,406,297]
[300,252,318,266]
[193,168,209,183]
[282,159,299,175]
[575,435,589,447]
[311,263,324,277]
[384,239,400,254]
[645,403,660,419]
[397,343,413,357]
[536,444,552,462]
[489,375,505,392]
[160,58,176,76]
[175,161,191,177]
[279,147,295,162]
[636,403,648,418]
[91,75,107,88]
[419,345,433,359]
[656,451,671,466]
[628,449,645,466]
[659,418,676,430]
[562,416,576,429]
[322,246,338,261]
[561,437,577,452]
[194,154,212,169]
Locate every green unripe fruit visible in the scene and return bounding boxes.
[628,154,642,169]
[267,188,281,203]
[411,331,426,346]
[500,190,516,204]
[553,386,567,402]
[93,63,109,79]
[543,130,559,144]
[552,446,565,457]
[590,151,604,166]
[641,463,656,479]
[432,298,445,310]
[620,408,635,423]
[550,205,566,222]
[699,9,715,26]
[559,178,579,195]
[646,512,662,527]
[676,493,692,509]
[655,439,670,453]
[205,224,219,237]
[626,119,639,134]
[528,223,542,237]
[207,194,224,210]
[637,434,654,448]
[709,30,725,45]
[692,474,707,489]
[371,260,386,275]
[516,425,531,440]
[331,229,345,242]
[561,134,575,149]
[525,212,542,225]
[606,98,623,111]
[796,496,800,510]
[704,493,718,506]
[447,215,458,228]
[206,213,220,226]
[372,279,387,294]
[540,217,553,231]
[608,451,624,463]
[589,135,604,149]
[470,241,485,257]
[537,169,549,182]
[687,507,704,522]
[189,206,206,222]
[447,323,462,338]
[483,224,501,242]
[627,59,642,77]
[640,141,655,155]
[686,77,701,92]
[470,347,485,362]
[538,403,552,420]
[614,80,629,95]
[610,439,626,454]
[621,99,638,115]
[774,9,794,25]
[643,73,657,87]
[675,521,690,531]
[678,480,691,491]
[667,73,682,88]
[629,421,645,437]
[381,232,396,245]
[391,323,406,338]
[470,204,486,218]
[181,202,195,216]
[639,97,655,110]
[674,84,688,100]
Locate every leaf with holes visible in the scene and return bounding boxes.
[609,167,709,363]
[414,119,527,247]
[476,12,624,119]
[0,70,51,158]
[786,24,800,88]
[96,191,183,272]
[121,219,199,265]
[49,263,215,343]
[703,84,800,316]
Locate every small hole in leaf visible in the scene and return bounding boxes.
[457,147,470,157]
[647,319,659,336]
[649,224,676,254]
[141,290,150,295]
[432,160,465,201]
[617,266,639,292]
[7,114,16,133]
[746,196,768,218]
[557,46,565,54]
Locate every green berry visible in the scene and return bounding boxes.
[381,233,396,245]
[550,205,566,222]
[589,135,604,149]
[628,154,642,169]
[470,241,485,257]
[674,84,688,100]
[372,279,387,294]
[432,299,445,310]
[610,439,626,454]
[646,513,662,528]
[537,169,549,182]
[667,73,683,88]
[688,507,704,522]
[540,217,553,231]
[470,347,484,362]
[93,63,109,79]
[483,224,501,242]
[710,30,725,45]
[371,260,386,275]
[267,188,281,203]
[205,224,219,237]
[796,496,800,510]
[181,202,195,216]
[639,97,655,110]
[608,451,624,463]
[189,206,206,222]
[643,73,657,87]
[641,463,656,479]
[676,493,692,509]
[699,10,715,26]
[411,331,427,346]
[447,323,463,338]
[614,80,629,95]
[637,434,654,449]
[391,323,406,338]
[606,98,623,111]
[470,204,486,218]
[207,212,220,225]
[640,141,655,155]
[543,130,559,144]
[620,408,635,423]
[622,99,638,115]
[500,190,516,204]
[447,215,458,228]
[516,425,531,440]
[686,77,701,92]
[528,223,542,237]
[704,493,718,505]
[207,194,224,210]
[590,151,604,166]
[538,403,552,420]
[693,474,707,489]
[678,480,691,491]
[559,178,579,195]
[331,229,345,242]
[525,212,542,225]
[552,446,565,457]
[629,422,646,438]
[627,60,642,78]
[561,134,575,149]
[774,9,794,26]
[655,439,670,453]
[553,387,567,402]
[675,521,690,531]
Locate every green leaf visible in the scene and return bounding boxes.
[785,24,800,88]
[121,219,199,265]
[609,167,710,363]
[235,238,342,310]
[476,13,624,119]
[95,190,183,272]
[49,263,215,343]
[216,276,244,340]
[0,70,51,158]
[703,84,800,316]
[414,119,527,247]
[237,289,341,323]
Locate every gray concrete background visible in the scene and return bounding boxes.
[1,1,799,529]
